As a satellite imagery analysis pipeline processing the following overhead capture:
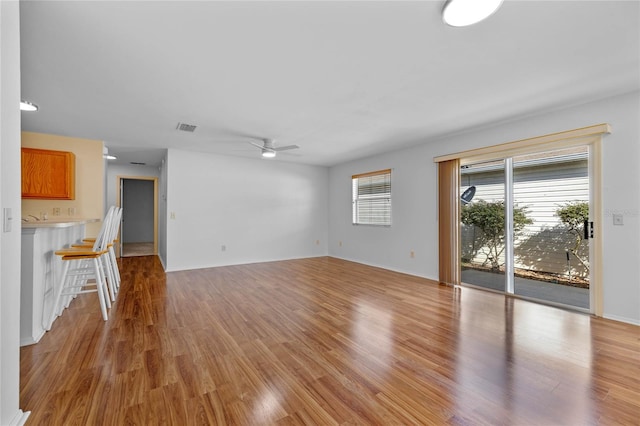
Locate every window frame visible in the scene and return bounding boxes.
[352,168,392,226]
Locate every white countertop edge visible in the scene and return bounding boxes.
[21,218,100,229]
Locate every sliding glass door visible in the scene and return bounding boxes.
[460,159,506,292]
[460,146,591,310]
[512,147,590,308]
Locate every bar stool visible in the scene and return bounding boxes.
[74,206,122,300]
[47,207,115,329]
[106,207,122,293]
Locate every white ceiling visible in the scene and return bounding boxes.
[20,1,640,167]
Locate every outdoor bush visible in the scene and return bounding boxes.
[461,200,532,270]
[556,201,589,273]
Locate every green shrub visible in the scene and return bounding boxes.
[461,200,532,270]
[556,202,589,273]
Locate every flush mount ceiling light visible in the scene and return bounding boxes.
[261,149,276,158]
[442,0,504,27]
[20,100,39,112]
[251,138,300,159]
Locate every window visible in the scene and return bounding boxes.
[352,169,391,225]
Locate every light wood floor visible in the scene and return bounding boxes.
[121,242,155,257]
[20,256,639,425]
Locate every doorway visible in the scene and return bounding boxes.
[460,145,592,311]
[118,176,158,257]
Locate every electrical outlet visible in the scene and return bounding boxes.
[53,207,60,216]
[315,240,320,245]
[613,214,623,226]
[339,241,342,247]
[221,245,226,251]
[410,250,415,258]
[68,207,76,216]
[170,212,176,219]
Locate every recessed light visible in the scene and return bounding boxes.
[442,0,503,27]
[20,100,38,112]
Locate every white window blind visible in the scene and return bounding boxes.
[352,169,391,225]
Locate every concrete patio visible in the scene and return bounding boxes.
[461,269,589,309]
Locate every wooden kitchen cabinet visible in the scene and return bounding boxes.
[21,148,76,199]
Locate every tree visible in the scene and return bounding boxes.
[461,200,532,270]
[556,202,589,273]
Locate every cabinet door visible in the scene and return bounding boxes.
[21,148,76,199]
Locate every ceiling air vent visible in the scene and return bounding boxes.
[176,122,197,132]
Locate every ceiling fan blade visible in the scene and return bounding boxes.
[249,141,273,151]
[273,145,300,152]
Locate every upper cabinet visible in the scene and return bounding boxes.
[21,148,76,199]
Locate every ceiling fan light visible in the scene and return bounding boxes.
[262,149,276,158]
[20,100,39,112]
[442,0,504,27]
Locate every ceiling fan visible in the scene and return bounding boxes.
[249,138,299,158]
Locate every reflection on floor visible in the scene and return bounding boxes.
[20,256,639,425]
[461,268,589,309]
[121,242,154,257]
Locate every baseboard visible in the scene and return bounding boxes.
[603,313,640,326]
[158,254,167,271]
[9,410,30,426]
[328,255,438,283]
[20,329,45,347]
[164,254,329,273]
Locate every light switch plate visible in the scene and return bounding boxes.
[3,208,12,232]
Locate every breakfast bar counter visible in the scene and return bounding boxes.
[20,218,99,346]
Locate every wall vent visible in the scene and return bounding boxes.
[176,122,197,132]
[130,162,147,166]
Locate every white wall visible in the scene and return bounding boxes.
[329,91,640,325]
[329,144,437,278]
[0,1,29,423]
[166,149,328,271]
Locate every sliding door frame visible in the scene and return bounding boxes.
[436,124,609,316]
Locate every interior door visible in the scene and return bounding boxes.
[119,177,156,257]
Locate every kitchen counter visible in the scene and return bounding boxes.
[21,218,99,228]
[20,218,100,346]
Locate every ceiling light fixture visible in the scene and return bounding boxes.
[105,155,117,160]
[442,0,504,27]
[20,100,39,112]
[262,149,276,158]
